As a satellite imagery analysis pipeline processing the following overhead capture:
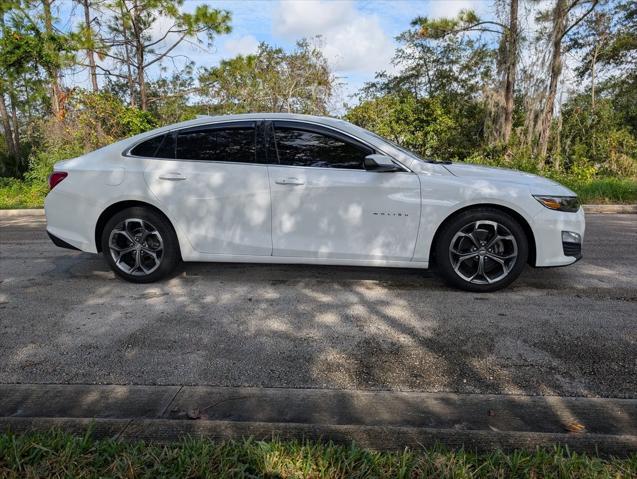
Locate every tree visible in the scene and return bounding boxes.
[0,4,20,161]
[0,0,74,172]
[412,1,520,144]
[41,0,66,119]
[76,0,100,92]
[345,93,466,160]
[198,40,335,115]
[353,19,493,160]
[591,0,637,135]
[536,0,599,160]
[105,0,231,110]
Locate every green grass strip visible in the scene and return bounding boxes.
[1,430,636,478]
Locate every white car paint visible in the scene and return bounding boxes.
[44,113,585,272]
[268,164,421,261]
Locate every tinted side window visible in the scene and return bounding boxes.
[273,127,370,169]
[176,126,256,162]
[130,134,165,157]
[155,133,175,159]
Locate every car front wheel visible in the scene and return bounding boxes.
[101,206,180,283]
[434,208,528,292]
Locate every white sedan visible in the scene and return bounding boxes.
[45,113,585,292]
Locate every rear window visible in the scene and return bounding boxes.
[130,135,165,157]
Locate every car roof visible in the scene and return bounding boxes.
[122,113,370,148]
[163,112,350,130]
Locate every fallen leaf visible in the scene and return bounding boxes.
[564,421,586,433]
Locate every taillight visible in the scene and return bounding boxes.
[48,172,68,190]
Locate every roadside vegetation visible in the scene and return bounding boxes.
[0,0,636,207]
[1,430,636,478]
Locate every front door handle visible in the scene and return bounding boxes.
[158,172,187,181]
[275,177,305,186]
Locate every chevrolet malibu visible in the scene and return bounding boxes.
[45,113,585,292]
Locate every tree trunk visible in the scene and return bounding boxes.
[0,93,18,160]
[136,48,146,110]
[9,89,20,161]
[118,2,136,106]
[131,0,147,110]
[537,0,568,162]
[502,0,519,144]
[42,0,64,119]
[81,0,99,92]
[591,43,598,111]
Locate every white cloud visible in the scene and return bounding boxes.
[427,0,485,19]
[273,0,395,75]
[274,0,354,37]
[222,35,260,57]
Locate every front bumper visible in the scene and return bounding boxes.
[532,206,585,267]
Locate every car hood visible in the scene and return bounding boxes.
[443,163,576,196]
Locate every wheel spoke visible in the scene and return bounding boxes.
[487,252,517,260]
[110,244,136,254]
[142,248,159,262]
[112,229,135,244]
[458,232,480,248]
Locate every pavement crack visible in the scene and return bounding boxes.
[160,386,183,418]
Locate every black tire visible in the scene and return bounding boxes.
[434,208,528,292]
[100,206,180,283]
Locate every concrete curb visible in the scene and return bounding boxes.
[1,205,635,217]
[583,204,637,214]
[2,417,636,456]
[1,384,636,455]
[0,208,44,217]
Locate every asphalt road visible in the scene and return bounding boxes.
[0,213,635,398]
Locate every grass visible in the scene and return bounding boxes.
[546,175,637,204]
[0,178,46,209]
[0,430,636,478]
[0,175,636,210]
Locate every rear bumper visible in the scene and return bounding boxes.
[47,231,80,251]
[44,188,99,253]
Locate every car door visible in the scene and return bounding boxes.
[266,121,421,262]
[142,121,272,256]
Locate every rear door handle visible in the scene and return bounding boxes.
[158,172,186,181]
[275,177,305,186]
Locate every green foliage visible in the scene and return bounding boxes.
[0,10,76,82]
[0,177,44,208]
[0,430,636,478]
[352,16,494,162]
[548,176,637,204]
[147,64,200,125]
[560,95,637,177]
[198,39,334,115]
[23,90,156,187]
[346,93,471,160]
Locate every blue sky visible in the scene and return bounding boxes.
[57,0,493,104]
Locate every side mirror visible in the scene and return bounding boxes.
[364,154,403,172]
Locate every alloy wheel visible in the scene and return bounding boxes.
[448,220,518,285]
[108,218,164,276]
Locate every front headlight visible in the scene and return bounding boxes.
[533,195,580,212]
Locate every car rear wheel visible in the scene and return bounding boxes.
[434,208,528,292]
[101,206,180,283]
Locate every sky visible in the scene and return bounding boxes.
[56,0,494,105]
